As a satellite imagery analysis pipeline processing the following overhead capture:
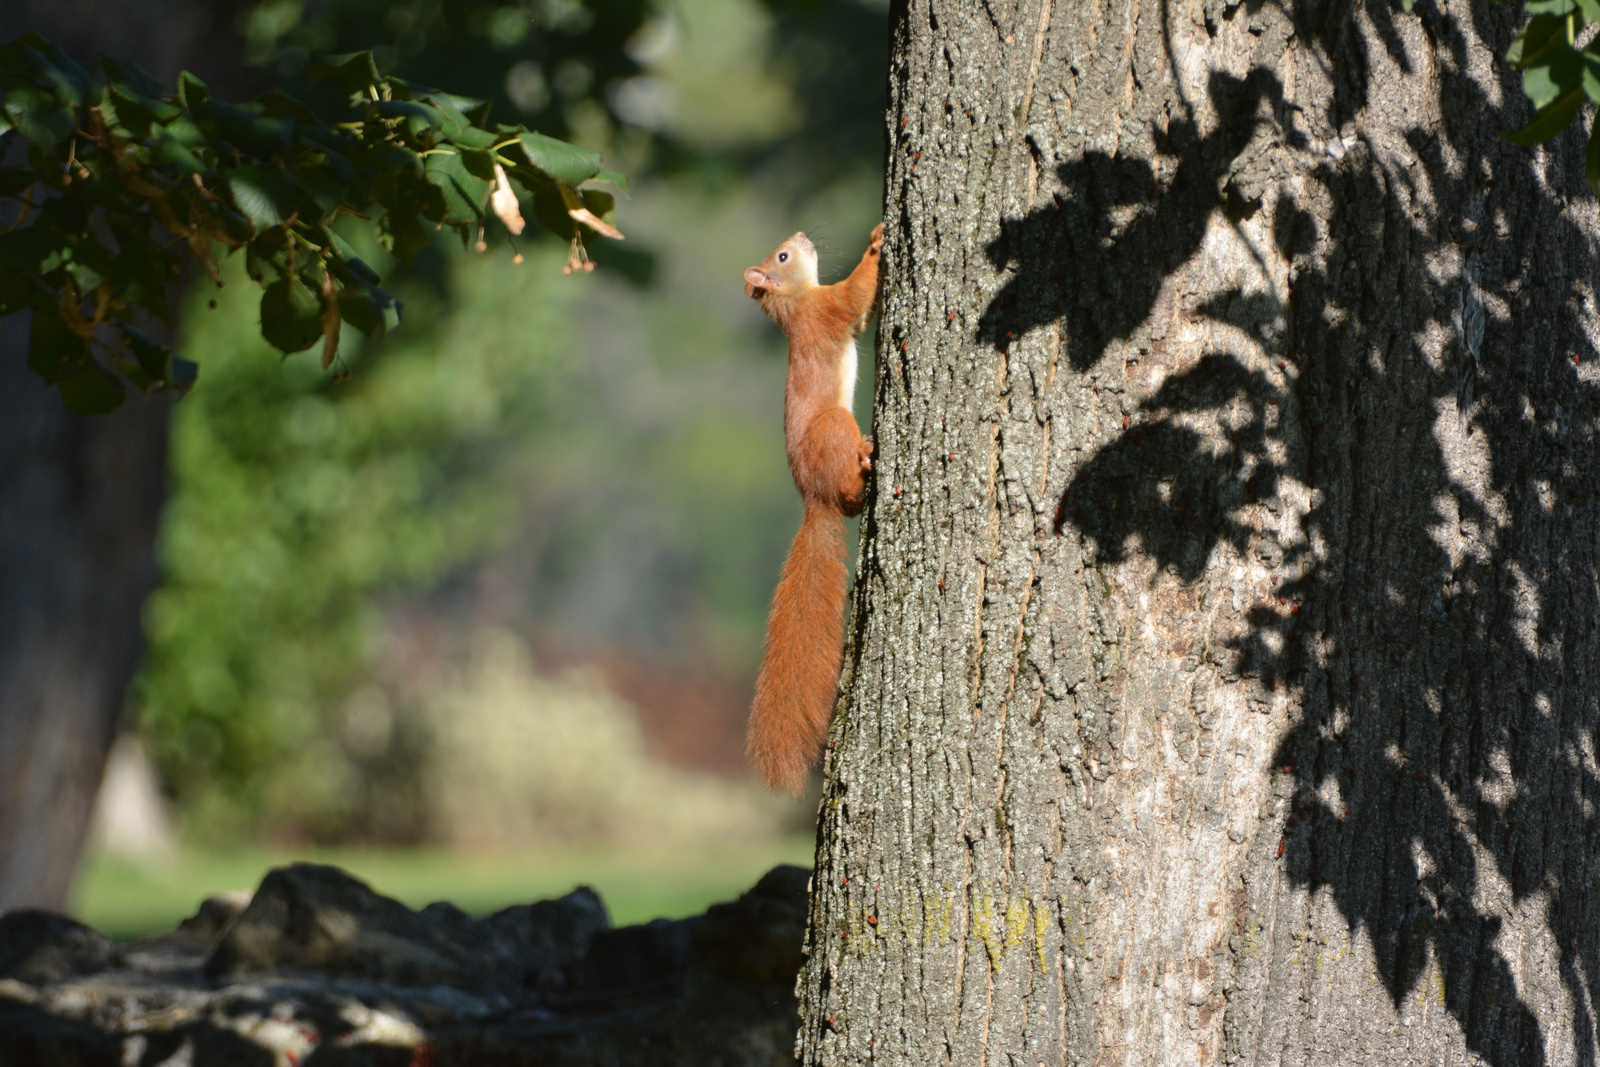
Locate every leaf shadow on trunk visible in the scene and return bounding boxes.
[977,4,1597,1063]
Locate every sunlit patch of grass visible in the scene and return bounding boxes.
[71,836,815,942]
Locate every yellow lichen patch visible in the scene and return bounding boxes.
[1035,898,1053,973]
[1005,895,1031,951]
[1239,917,1262,960]
[974,892,1004,970]
[927,884,957,947]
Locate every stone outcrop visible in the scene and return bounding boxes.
[0,862,810,1066]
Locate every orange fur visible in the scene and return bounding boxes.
[744,224,883,792]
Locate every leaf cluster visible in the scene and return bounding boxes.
[0,33,624,413]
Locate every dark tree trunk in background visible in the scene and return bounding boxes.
[0,2,243,911]
[801,2,1600,1065]
[0,320,168,910]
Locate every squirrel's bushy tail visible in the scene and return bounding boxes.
[749,503,847,793]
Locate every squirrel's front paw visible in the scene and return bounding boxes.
[867,223,884,257]
[860,434,876,472]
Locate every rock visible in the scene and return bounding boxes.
[204,863,607,993]
[0,910,119,985]
[0,863,809,1066]
[121,889,253,974]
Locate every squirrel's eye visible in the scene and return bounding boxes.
[778,252,788,263]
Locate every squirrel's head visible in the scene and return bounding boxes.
[744,232,818,300]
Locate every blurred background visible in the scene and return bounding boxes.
[1,0,887,939]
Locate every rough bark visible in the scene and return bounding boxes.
[0,3,244,911]
[800,2,1600,1065]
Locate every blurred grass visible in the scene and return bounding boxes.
[71,836,816,942]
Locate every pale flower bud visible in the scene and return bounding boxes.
[491,164,526,235]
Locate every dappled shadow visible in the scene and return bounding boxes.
[1000,2,1600,1062]
[980,69,1302,368]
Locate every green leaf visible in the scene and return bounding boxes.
[1524,43,1583,108]
[4,85,74,148]
[1508,15,1569,68]
[517,131,602,185]
[108,231,176,318]
[379,205,431,265]
[99,57,166,99]
[162,112,207,148]
[459,146,498,182]
[7,37,92,106]
[1588,115,1600,193]
[150,126,206,175]
[326,229,382,284]
[1504,88,1586,144]
[391,80,491,127]
[100,86,152,138]
[260,273,325,353]
[299,165,356,214]
[57,364,127,414]
[176,71,210,112]
[107,349,155,390]
[27,305,87,383]
[1584,52,1600,101]
[580,188,617,228]
[429,91,492,128]
[1526,0,1580,13]
[423,151,488,224]
[245,239,289,283]
[65,259,106,293]
[256,89,321,124]
[120,324,172,382]
[26,305,120,414]
[229,165,306,229]
[592,168,630,193]
[336,280,402,337]
[373,100,439,125]
[311,52,383,98]
[532,182,576,240]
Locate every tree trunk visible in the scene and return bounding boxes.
[800,3,1600,1065]
[0,3,244,912]
[0,317,169,910]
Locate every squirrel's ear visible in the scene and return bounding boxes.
[744,267,771,296]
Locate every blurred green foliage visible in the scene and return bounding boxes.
[138,240,576,838]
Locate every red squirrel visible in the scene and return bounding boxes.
[743,223,884,793]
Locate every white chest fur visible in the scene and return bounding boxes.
[837,338,858,412]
